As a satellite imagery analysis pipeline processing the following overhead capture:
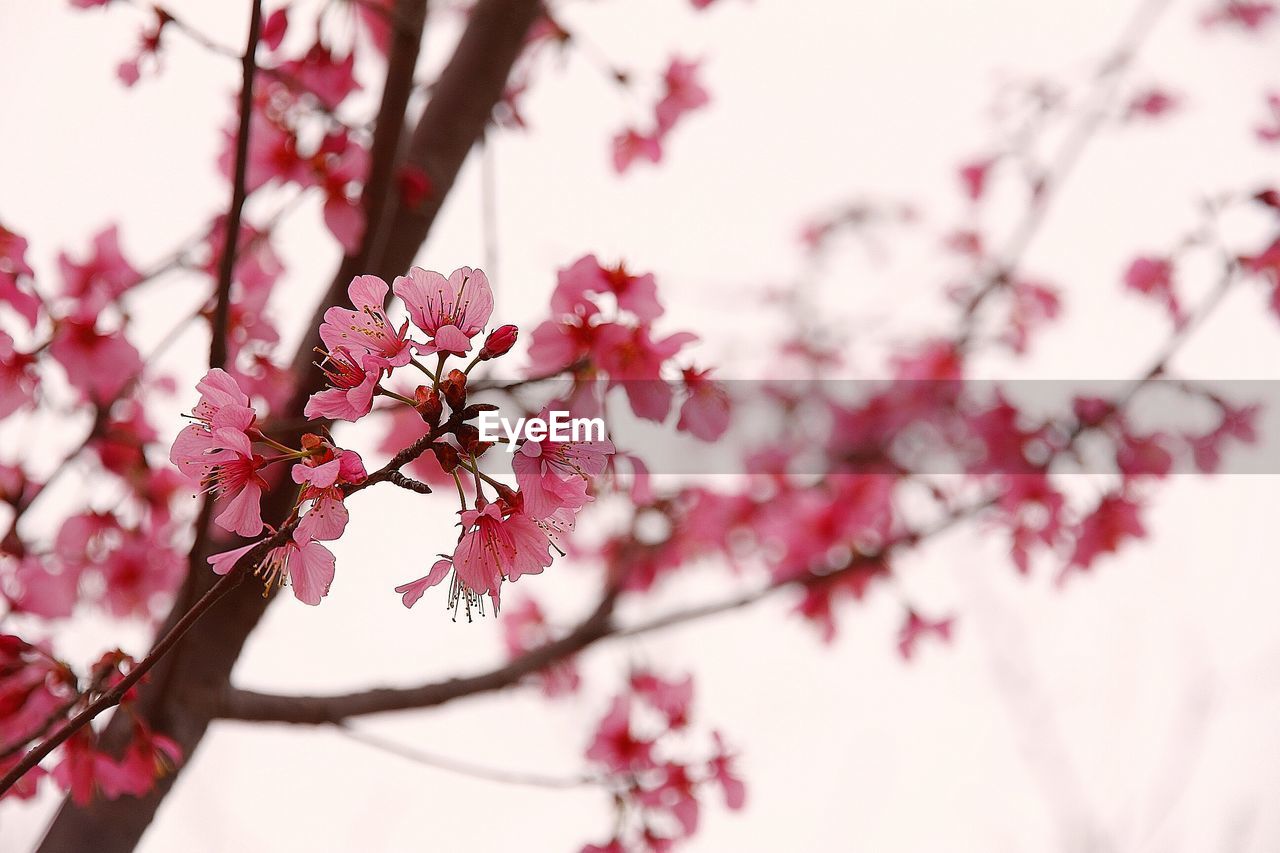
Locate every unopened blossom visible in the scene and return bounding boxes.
[393,266,494,356]
[478,324,519,360]
[319,274,412,370]
[513,406,615,519]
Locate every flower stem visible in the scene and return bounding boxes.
[409,357,438,382]
[379,387,418,407]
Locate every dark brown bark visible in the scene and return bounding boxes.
[36,1,540,849]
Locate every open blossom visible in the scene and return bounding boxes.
[209,534,337,606]
[319,274,412,370]
[595,324,698,421]
[58,225,141,310]
[452,501,554,608]
[395,558,453,608]
[49,317,143,404]
[586,696,656,772]
[655,58,710,133]
[552,255,663,322]
[612,128,663,173]
[1,223,42,328]
[676,367,730,440]
[292,437,367,541]
[169,369,267,537]
[393,266,494,356]
[513,406,615,519]
[305,345,383,422]
[0,330,38,420]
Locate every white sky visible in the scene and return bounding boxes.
[4,0,1280,850]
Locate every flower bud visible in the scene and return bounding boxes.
[440,369,467,411]
[431,442,460,473]
[414,386,443,425]
[478,324,519,360]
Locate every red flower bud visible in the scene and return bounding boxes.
[479,324,519,360]
[414,386,443,425]
[431,442,460,473]
[440,369,468,411]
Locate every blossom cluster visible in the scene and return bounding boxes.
[580,671,744,853]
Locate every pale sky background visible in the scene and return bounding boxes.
[3,0,1280,851]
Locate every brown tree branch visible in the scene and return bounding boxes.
[37,2,538,848]
[208,0,264,371]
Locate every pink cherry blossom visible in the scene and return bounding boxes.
[503,597,581,695]
[707,732,746,810]
[452,501,555,607]
[319,274,412,368]
[58,225,141,310]
[98,725,181,799]
[393,266,494,356]
[513,406,615,519]
[305,346,383,422]
[292,440,367,541]
[0,331,38,420]
[4,556,80,620]
[0,224,40,328]
[210,535,337,606]
[395,558,453,608]
[1126,88,1181,120]
[49,318,143,404]
[1064,492,1146,578]
[275,43,360,110]
[612,128,663,174]
[594,324,698,421]
[1123,255,1185,325]
[52,731,116,806]
[896,610,955,660]
[655,58,710,133]
[958,157,995,201]
[1201,0,1275,30]
[630,670,693,729]
[553,255,664,322]
[676,367,730,440]
[586,696,655,772]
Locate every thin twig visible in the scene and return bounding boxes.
[336,723,598,789]
[209,0,265,371]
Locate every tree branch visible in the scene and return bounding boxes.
[208,0,264,371]
[36,3,551,848]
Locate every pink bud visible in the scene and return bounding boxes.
[479,324,519,360]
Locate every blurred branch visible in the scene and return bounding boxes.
[955,0,1173,348]
[208,0,263,371]
[336,722,599,789]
